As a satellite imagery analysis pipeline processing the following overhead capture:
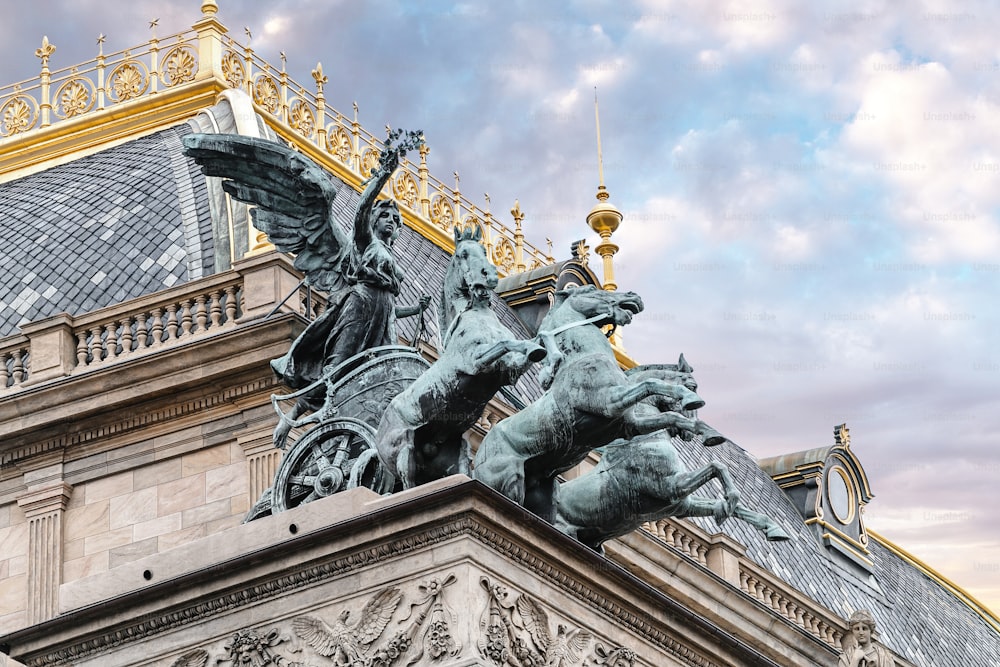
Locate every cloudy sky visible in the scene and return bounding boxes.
[3,1,999,613]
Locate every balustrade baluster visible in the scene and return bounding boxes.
[180,299,194,335]
[89,327,103,362]
[104,322,118,359]
[0,352,10,388]
[151,307,164,345]
[166,304,178,340]
[194,294,208,332]
[76,331,89,366]
[119,317,133,354]
[136,313,148,349]
[12,349,24,383]
[224,285,238,324]
[209,290,223,328]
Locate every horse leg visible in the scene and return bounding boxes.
[472,339,546,374]
[598,379,703,417]
[666,462,739,524]
[733,505,790,541]
[395,444,415,490]
[627,410,728,446]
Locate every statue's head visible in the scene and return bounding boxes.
[371,199,402,244]
[847,609,878,644]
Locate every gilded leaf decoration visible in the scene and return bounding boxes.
[221,50,245,89]
[288,98,315,137]
[162,46,197,87]
[56,78,95,118]
[329,125,352,164]
[392,171,419,209]
[493,238,516,273]
[430,194,455,230]
[360,148,380,179]
[1,95,38,136]
[110,62,148,101]
[253,74,280,114]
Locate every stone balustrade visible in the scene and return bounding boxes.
[643,516,846,650]
[0,252,308,392]
[0,335,29,390]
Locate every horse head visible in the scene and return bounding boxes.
[446,225,498,305]
[550,284,644,329]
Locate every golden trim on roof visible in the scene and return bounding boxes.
[0,2,552,275]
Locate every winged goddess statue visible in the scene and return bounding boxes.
[183,129,429,446]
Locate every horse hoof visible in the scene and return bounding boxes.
[766,526,791,541]
[682,391,706,411]
[527,344,547,363]
[697,424,727,446]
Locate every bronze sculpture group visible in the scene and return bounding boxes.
[184,129,789,550]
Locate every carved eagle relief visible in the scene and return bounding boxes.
[516,595,594,666]
[292,586,404,663]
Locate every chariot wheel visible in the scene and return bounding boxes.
[272,418,386,513]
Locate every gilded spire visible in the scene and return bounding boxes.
[586,88,622,292]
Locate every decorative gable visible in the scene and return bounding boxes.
[759,424,876,578]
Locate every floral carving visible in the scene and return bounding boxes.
[328,125,352,164]
[217,628,301,667]
[430,194,454,230]
[493,238,516,273]
[162,45,197,87]
[1,95,38,136]
[588,643,636,666]
[289,98,315,137]
[109,62,148,101]
[55,78,94,118]
[222,50,245,89]
[478,576,593,667]
[253,74,281,114]
[392,171,419,209]
[461,215,484,240]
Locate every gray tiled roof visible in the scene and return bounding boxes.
[0,125,213,336]
[670,434,1000,665]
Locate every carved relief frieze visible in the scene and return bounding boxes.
[478,576,594,667]
[177,575,463,667]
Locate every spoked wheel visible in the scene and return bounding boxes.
[272,418,386,513]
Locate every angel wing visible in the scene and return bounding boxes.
[353,586,404,647]
[182,133,352,290]
[516,594,553,655]
[292,615,345,657]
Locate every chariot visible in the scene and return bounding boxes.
[247,345,430,519]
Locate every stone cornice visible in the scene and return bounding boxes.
[3,479,797,667]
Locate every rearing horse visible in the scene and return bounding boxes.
[375,226,546,490]
[554,430,790,552]
[473,285,723,520]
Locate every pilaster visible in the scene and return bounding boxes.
[236,424,283,505]
[16,481,73,624]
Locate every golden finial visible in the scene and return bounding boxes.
[511,200,524,229]
[834,423,851,448]
[312,62,327,91]
[97,34,106,56]
[201,0,219,17]
[280,51,287,72]
[353,101,359,122]
[453,171,461,191]
[385,123,392,138]
[35,36,56,66]
[149,18,159,38]
[484,192,491,209]
[244,26,252,41]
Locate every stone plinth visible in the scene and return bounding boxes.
[0,477,838,667]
